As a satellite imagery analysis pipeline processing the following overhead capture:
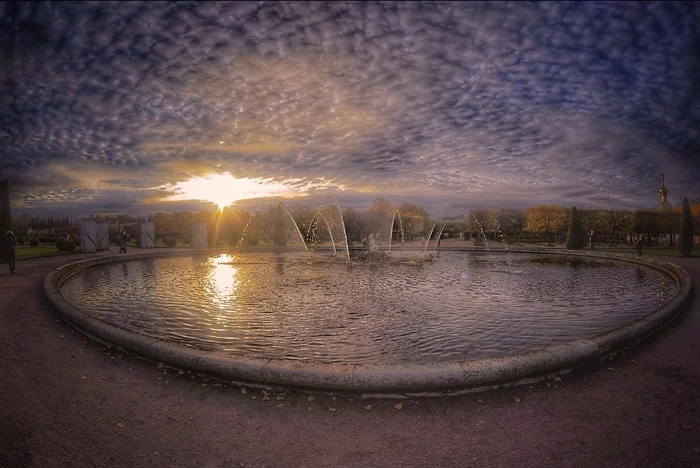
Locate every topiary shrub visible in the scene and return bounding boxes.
[678,197,694,257]
[29,237,39,247]
[566,206,585,250]
[55,238,76,251]
[247,234,259,246]
[183,237,191,245]
[163,236,177,248]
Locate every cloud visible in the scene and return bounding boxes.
[1,1,699,217]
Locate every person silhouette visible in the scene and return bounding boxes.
[2,231,16,273]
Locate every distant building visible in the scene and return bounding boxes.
[650,173,700,246]
[656,173,672,212]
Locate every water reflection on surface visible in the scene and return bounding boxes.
[60,251,677,364]
[206,254,239,309]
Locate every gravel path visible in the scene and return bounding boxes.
[0,252,698,468]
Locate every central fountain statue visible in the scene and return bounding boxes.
[368,233,379,253]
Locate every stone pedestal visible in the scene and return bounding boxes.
[80,219,97,253]
[192,222,208,249]
[96,222,109,250]
[140,222,156,248]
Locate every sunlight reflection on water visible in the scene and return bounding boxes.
[206,254,239,310]
[60,251,676,364]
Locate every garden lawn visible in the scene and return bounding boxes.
[597,245,697,258]
[13,244,80,261]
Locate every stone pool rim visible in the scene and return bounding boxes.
[44,248,692,393]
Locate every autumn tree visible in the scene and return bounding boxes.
[396,202,431,237]
[581,209,633,246]
[632,210,660,240]
[289,205,313,241]
[602,210,633,246]
[466,209,493,241]
[365,198,394,241]
[342,207,364,242]
[490,209,525,240]
[578,209,604,237]
[371,198,394,213]
[524,205,568,245]
[305,205,337,245]
[693,201,700,236]
[675,200,700,237]
[217,207,251,246]
[657,211,679,246]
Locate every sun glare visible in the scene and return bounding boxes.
[160,173,304,210]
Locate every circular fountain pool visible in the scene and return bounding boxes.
[58,251,677,365]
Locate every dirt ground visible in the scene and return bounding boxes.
[0,252,698,468]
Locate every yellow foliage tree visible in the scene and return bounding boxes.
[524,205,569,244]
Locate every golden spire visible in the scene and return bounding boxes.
[659,173,668,197]
[657,173,671,211]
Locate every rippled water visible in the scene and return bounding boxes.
[60,251,675,364]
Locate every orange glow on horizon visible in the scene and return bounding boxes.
[158,173,304,210]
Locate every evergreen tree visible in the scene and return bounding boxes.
[678,197,694,257]
[566,206,585,249]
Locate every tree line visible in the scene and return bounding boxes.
[10,199,700,248]
[139,199,435,247]
[468,204,700,246]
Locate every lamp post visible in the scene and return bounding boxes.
[589,230,595,251]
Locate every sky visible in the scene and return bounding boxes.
[1,1,699,218]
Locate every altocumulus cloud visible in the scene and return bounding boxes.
[0,1,699,216]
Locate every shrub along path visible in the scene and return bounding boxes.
[0,251,698,468]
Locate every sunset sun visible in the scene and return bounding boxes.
[159,173,303,210]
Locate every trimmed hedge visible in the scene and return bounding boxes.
[566,206,585,250]
[56,238,76,251]
[678,197,693,257]
[29,238,39,247]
